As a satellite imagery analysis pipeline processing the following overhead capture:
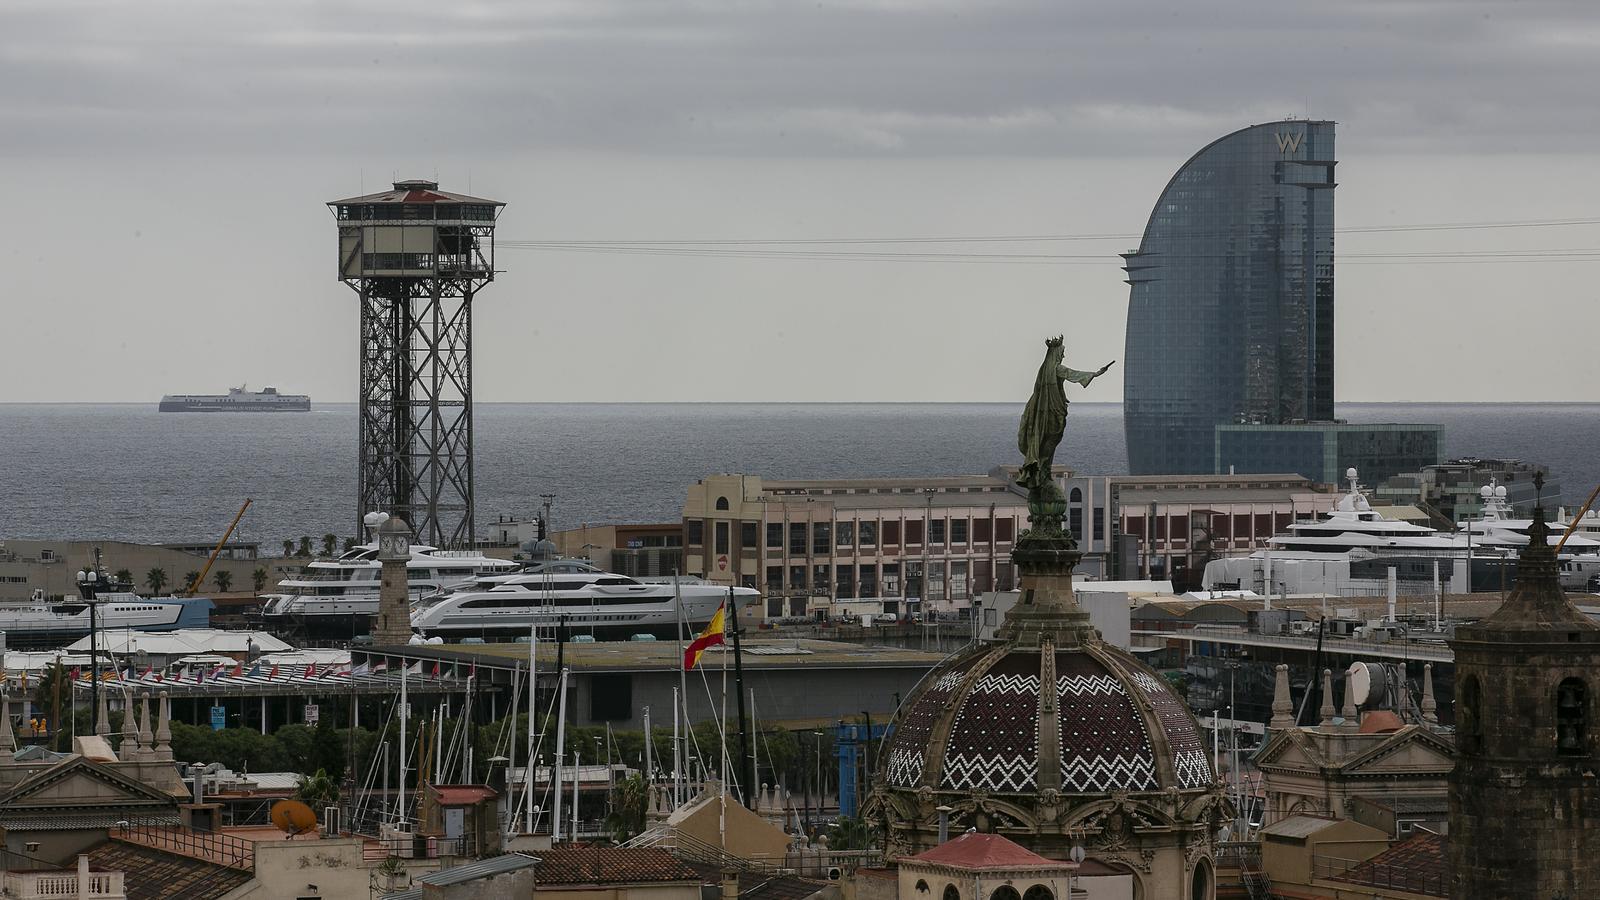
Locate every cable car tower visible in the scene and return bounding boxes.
[329,180,505,548]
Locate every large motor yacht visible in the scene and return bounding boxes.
[261,530,521,639]
[1453,481,1600,590]
[0,575,213,649]
[410,568,756,641]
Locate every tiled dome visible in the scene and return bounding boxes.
[883,640,1212,798]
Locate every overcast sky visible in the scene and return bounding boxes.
[5,0,1600,402]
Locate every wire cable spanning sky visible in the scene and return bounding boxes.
[5,0,1600,402]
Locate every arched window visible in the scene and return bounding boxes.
[990,887,1021,900]
[942,885,961,900]
[1190,858,1213,900]
[1068,488,1084,539]
[715,497,730,511]
[1558,678,1588,755]
[914,881,930,894]
[1069,488,1083,503]
[1022,886,1054,900]
[1459,674,1482,754]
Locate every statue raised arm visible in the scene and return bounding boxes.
[1016,335,1114,497]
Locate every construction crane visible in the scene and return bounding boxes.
[185,498,253,596]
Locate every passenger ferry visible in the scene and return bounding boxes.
[0,581,213,649]
[159,385,310,412]
[409,569,756,641]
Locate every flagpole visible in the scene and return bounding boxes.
[720,628,728,851]
[673,571,687,808]
[525,620,537,835]
[398,664,408,827]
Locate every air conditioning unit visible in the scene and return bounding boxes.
[322,806,342,836]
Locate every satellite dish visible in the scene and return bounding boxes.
[1070,844,1086,864]
[270,799,318,836]
[1347,662,1373,708]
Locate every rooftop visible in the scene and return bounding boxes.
[534,847,701,885]
[1329,832,1446,898]
[366,637,947,674]
[906,832,1060,870]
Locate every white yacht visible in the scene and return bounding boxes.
[410,570,756,640]
[261,541,520,639]
[0,583,213,649]
[1454,481,1600,590]
[1202,469,1466,598]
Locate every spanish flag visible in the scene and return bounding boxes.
[683,601,727,670]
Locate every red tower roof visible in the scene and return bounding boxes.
[908,832,1057,870]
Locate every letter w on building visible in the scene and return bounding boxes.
[1276,131,1304,154]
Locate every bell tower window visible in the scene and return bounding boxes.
[1459,675,1482,754]
[1557,678,1587,756]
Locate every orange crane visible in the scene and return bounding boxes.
[185,498,253,595]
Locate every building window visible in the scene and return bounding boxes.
[1022,887,1054,900]
[715,496,730,511]
[687,520,704,547]
[906,521,924,544]
[929,520,946,545]
[996,518,1014,542]
[836,565,855,598]
[943,886,960,900]
[767,523,783,549]
[1558,678,1588,755]
[950,561,969,599]
[914,880,929,894]
[1093,506,1106,542]
[813,522,831,555]
[741,522,758,549]
[951,519,968,544]
[766,567,782,591]
[973,518,992,544]
[990,887,1021,900]
[1459,675,1482,754]
[860,521,878,546]
[715,521,729,555]
[1069,506,1083,541]
[881,563,899,596]
[789,523,807,556]
[812,564,830,591]
[878,521,895,545]
[859,563,878,598]
[789,565,806,589]
[837,521,855,548]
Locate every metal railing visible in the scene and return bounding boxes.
[360,834,474,861]
[1314,854,1445,896]
[1135,625,1454,662]
[110,821,255,870]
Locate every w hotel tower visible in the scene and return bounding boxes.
[1121,121,1336,475]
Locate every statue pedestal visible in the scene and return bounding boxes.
[999,541,1096,648]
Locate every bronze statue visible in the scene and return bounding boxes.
[1016,336,1113,533]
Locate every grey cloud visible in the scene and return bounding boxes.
[4,0,1600,159]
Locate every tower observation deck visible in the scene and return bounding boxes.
[329,180,505,548]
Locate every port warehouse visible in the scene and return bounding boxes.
[355,638,947,730]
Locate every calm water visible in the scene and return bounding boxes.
[2,403,1598,544]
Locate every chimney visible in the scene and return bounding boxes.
[720,869,739,900]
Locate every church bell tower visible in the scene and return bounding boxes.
[1447,493,1600,899]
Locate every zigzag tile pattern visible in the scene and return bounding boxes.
[885,656,981,788]
[1116,658,1214,789]
[1056,652,1159,792]
[941,653,1042,793]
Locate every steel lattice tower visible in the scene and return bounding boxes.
[329,180,504,548]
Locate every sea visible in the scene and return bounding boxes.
[2,403,1599,545]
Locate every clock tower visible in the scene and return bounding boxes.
[373,513,415,646]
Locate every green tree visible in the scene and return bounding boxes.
[297,537,312,557]
[320,533,338,556]
[342,537,358,553]
[144,568,168,595]
[113,568,134,587]
[182,571,202,592]
[251,567,269,594]
[214,570,233,592]
[296,768,340,814]
[827,815,874,851]
[606,772,649,842]
[282,539,295,557]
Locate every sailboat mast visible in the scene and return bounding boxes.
[552,666,569,841]
[729,587,753,808]
[525,622,537,834]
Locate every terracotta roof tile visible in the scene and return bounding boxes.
[432,784,499,805]
[908,833,1058,870]
[536,847,701,885]
[87,840,252,900]
[1330,832,1447,898]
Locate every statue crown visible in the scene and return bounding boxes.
[1046,335,1063,348]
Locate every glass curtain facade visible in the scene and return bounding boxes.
[1123,120,1337,474]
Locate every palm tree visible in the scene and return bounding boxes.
[827,815,874,851]
[251,567,269,594]
[113,568,134,587]
[144,568,168,595]
[296,536,312,557]
[320,533,338,557]
[296,768,340,813]
[182,570,202,592]
[214,570,233,592]
[606,772,650,842]
[342,537,358,553]
[282,539,295,557]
